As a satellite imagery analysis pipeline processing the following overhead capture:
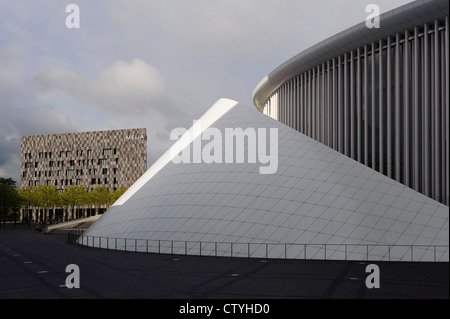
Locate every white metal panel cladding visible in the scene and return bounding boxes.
[83,99,448,261]
[259,13,449,206]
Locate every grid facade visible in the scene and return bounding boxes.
[253,0,449,206]
[82,99,448,262]
[21,128,147,191]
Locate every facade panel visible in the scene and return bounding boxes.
[21,128,147,192]
[253,0,449,205]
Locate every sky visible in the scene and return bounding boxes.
[0,0,413,184]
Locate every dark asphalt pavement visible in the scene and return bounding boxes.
[0,224,448,299]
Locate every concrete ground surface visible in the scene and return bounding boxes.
[0,223,448,300]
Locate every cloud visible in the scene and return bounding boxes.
[34,58,166,114]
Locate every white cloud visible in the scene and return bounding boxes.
[34,58,165,114]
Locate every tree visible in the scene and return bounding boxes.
[89,186,110,215]
[34,185,59,224]
[19,186,37,224]
[109,187,128,207]
[0,178,21,228]
[61,185,88,220]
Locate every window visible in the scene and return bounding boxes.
[91,178,96,185]
[66,170,75,176]
[98,159,107,165]
[102,168,108,175]
[48,152,52,158]
[25,162,33,168]
[57,189,63,194]
[35,162,39,168]
[87,150,92,156]
[57,170,62,177]
[114,148,117,155]
[54,180,58,186]
[48,171,52,177]
[34,181,39,186]
[28,181,33,186]
[46,180,52,185]
[49,161,54,167]
[39,152,44,159]
[23,172,27,178]
[113,178,117,184]
[102,148,113,156]
[58,161,64,167]
[66,151,71,157]
[60,151,65,158]
[94,169,97,175]
[45,152,48,158]
[69,160,75,166]
[88,169,92,175]
[113,168,118,174]
[104,178,108,184]
[76,179,81,185]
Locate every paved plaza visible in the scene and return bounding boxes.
[0,224,448,299]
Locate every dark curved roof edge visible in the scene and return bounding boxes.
[253,0,449,110]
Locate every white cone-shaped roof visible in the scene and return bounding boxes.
[83,99,449,261]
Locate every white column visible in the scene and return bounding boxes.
[395,33,401,183]
[379,39,385,175]
[404,30,410,187]
[387,36,393,179]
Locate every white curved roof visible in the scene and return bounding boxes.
[83,99,449,261]
[253,0,449,110]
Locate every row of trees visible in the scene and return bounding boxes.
[0,177,128,227]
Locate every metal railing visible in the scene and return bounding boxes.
[67,229,449,262]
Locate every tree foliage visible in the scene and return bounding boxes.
[0,176,128,225]
[0,178,22,227]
